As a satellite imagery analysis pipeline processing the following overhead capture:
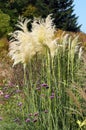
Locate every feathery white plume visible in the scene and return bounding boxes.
[9,14,58,66]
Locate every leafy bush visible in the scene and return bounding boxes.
[0,10,12,37]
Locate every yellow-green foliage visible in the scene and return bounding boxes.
[22,4,38,17]
[0,10,12,37]
[77,119,86,128]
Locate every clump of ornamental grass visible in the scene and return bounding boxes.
[8,14,58,87]
[68,82,86,114]
[9,14,57,67]
[6,14,85,130]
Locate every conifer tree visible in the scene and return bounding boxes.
[35,0,81,32]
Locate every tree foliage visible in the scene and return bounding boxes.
[22,4,38,18]
[35,0,81,31]
[0,0,81,33]
[0,10,12,37]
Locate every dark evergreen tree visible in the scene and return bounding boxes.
[54,0,81,31]
[35,0,81,32]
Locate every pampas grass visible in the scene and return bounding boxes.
[0,14,85,130]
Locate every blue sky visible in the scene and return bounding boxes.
[74,0,86,33]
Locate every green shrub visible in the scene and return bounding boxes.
[0,10,12,37]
